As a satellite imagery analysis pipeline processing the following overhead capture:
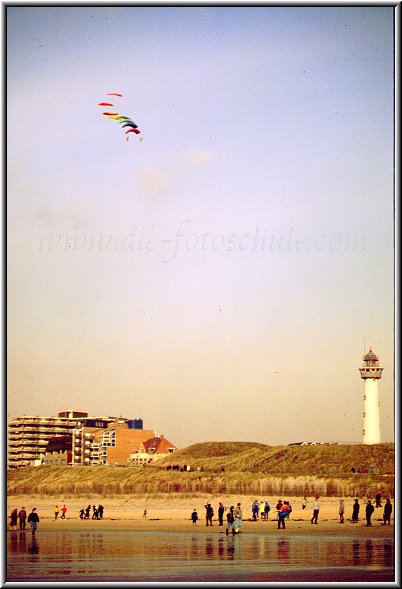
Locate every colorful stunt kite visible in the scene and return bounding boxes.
[98,92,142,142]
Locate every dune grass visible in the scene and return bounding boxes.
[7,442,394,498]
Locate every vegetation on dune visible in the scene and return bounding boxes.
[169,441,268,459]
[158,442,394,477]
[7,442,394,498]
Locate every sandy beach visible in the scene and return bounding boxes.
[7,494,395,583]
[7,495,394,536]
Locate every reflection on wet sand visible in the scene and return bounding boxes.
[7,531,394,582]
[8,530,39,558]
[28,536,40,556]
[278,539,290,562]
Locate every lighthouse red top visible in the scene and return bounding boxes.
[360,348,383,378]
[363,349,379,365]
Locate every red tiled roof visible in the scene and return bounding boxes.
[142,436,177,454]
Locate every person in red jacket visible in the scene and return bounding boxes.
[278,503,291,529]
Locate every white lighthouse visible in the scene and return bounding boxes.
[359,347,383,444]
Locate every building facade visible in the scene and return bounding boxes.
[72,419,155,466]
[8,410,146,468]
[8,411,89,468]
[128,435,178,466]
[43,435,73,466]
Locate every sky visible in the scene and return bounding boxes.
[7,6,395,448]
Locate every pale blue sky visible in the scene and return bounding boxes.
[8,7,395,447]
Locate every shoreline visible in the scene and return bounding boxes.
[11,519,393,537]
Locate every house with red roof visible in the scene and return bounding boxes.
[128,435,178,466]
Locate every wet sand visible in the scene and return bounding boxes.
[8,494,393,536]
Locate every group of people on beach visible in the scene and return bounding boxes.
[188,493,393,532]
[79,504,104,519]
[9,507,39,533]
[53,504,67,520]
[347,496,393,526]
[251,499,272,520]
[191,502,244,535]
[9,492,393,534]
[8,502,106,532]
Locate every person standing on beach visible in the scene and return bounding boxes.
[61,505,67,519]
[98,505,104,519]
[54,505,60,520]
[204,503,214,526]
[365,500,374,526]
[191,509,198,524]
[252,500,259,520]
[284,500,292,520]
[276,500,283,521]
[218,502,225,526]
[18,507,27,530]
[259,501,265,519]
[375,491,382,508]
[351,499,360,523]
[84,505,91,519]
[310,497,320,524]
[233,502,243,533]
[9,509,18,531]
[278,502,291,529]
[264,501,271,520]
[339,499,345,523]
[383,498,392,525]
[27,508,40,534]
[143,509,147,518]
[226,506,235,535]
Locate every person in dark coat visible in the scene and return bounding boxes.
[191,509,198,524]
[264,501,271,520]
[9,509,18,531]
[98,505,104,519]
[276,500,283,521]
[226,506,235,535]
[18,507,27,530]
[204,503,214,526]
[375,492,382,508]
[27,508,40,533]
[218,502,225,526]
[252,500,259,520]
[351,499,360,523]
[383,499,392,525]
[365,500,374,526]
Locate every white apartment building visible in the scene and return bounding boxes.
[8,410,89,468]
